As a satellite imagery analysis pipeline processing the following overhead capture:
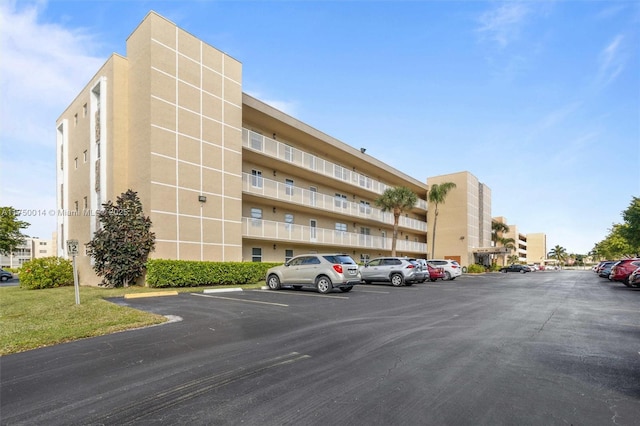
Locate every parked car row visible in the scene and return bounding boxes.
[265,254,461,293]
[594,258,640,288]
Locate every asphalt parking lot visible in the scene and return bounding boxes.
[1,270,639,425]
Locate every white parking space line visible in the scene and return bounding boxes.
[192,293,289,307]
[252,290,350,300]
[356,288,391,294]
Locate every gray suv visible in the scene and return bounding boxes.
[360,257,420,286]
[266,254,361,294]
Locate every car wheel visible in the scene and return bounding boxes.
[316,276,333,294]
[500,270,507,273]
[267,275,281,290]
[444,271,452,280]
[390,273,404,287]
[520,270,526,274]
[0,276,8,282]
[339,286,352,293]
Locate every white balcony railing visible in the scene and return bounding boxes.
[243,173,427,232]
[242,217,427,253]
[242,128,428,210]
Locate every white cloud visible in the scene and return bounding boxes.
[597,34,625,87]
[477,2,530,48]
[0,0,105,146]
[0,1,104,238]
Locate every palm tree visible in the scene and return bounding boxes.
[491,220,511,266]
[499,237,516,266]
[491,221,510,245]
[427,182,457,259]
[375,186,418,256]
[548,245,568,268]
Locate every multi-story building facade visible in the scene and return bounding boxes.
[525,233,547,267]
[426,171,494,266]
[0,237,55,268]
[56,11,430,284]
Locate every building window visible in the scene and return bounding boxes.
[360,254,370,263]
[285,249,293,262]
[360,201,371,214]
[251,208,262,227]
[250,132,263,150]
[284,144,293,162]
[284,214,294,230]
[252,248,262,262]
[359,174,372,189]
[285,179,294,196]
[335,193,347,209]
[251,169,263,188]
[306,154,317,170]
[334,165,347,180]
[309,186,317,206]
[335,222,347,233]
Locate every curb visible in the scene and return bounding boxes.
[124,291,179,299]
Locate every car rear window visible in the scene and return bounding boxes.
[323,255,356,264]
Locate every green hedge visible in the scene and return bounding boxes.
[19,257,74,290]
[146,259,281,288]
[466,264,487,274]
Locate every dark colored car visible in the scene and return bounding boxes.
[598,261,617,279]
[0,268,13,282]
[610,258,640,285]
[499,264,530,273]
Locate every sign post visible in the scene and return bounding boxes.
[67,239,80,305]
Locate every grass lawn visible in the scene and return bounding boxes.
[0,283,263,356]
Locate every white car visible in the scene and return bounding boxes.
[426,259,462,280]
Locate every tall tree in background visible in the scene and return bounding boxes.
[375,186,418,256]
[548,245,568,267]
[620,196,640,255]
[0,207,29,255]
[86,190,155,287]
[427,182,457,259]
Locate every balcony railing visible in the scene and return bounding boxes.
[243,173,427,232]
[242,128,428,210]
[242,217,427,253]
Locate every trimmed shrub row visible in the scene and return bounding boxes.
[145,259,281,288]
[19,257,74,290]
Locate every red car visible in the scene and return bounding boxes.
[610,258,640,285]
[427,263,445,281]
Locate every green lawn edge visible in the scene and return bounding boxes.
[0,283,264,356]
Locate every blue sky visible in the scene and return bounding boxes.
[1,0,638,254]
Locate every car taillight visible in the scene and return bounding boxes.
[406,264,415,268]
[333,264,343,274]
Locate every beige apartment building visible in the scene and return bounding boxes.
[56,11,432,284]
[426,172,495,267]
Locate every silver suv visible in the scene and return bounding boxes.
[360,257,421,286]
[426,259,462,280]
[266,254,361,294]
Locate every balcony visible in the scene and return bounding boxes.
[242,128,428,210]
[242,217,427,254]
[243,173,427,232]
